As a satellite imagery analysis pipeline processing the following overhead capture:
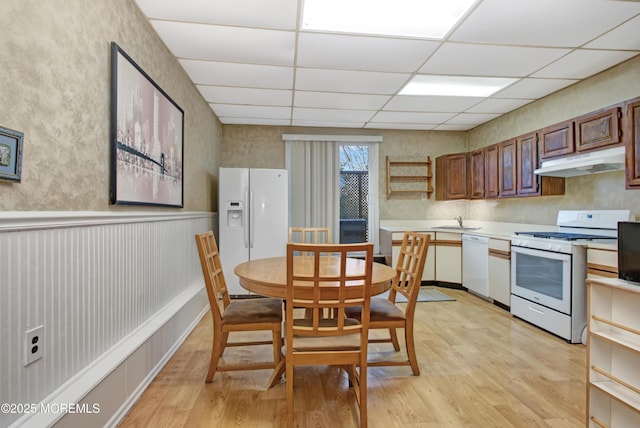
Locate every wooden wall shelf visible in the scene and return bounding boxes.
[386,156,433,199]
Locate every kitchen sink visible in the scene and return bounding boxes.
[432,225,482,231]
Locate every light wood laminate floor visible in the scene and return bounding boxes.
[119,288,586,427]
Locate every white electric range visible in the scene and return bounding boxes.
[510,210,630,343]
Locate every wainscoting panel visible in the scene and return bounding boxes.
[0,212,216,427]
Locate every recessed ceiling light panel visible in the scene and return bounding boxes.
[400,75,518,97]
[302,0,477,39]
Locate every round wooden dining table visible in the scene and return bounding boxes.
[234,256,396,298]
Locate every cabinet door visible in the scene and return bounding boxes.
[436,153,468,200]
[540,120,575,159]
[469,149,485,199]
[576,106,622,152]
[626,97,640,188]
[435,232,461,284]
[446,153,468,199]
[517,132,539,196]
[488,238,511,307]
[499,139,517,197]
[484,144,499,198]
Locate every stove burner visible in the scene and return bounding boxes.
[515,231,616,241]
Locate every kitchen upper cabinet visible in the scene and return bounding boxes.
[540,120,575,159]
[469,149,485,199]
[435,153,468,200]
[626,97,640,188]
[499,139,517,197]
[484,144,499,199]
[516,131,565,197]
[576,106,622,152]
[516,132,539,195]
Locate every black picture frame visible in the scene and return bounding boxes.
[0,125,24,183]
[110,42,184,207]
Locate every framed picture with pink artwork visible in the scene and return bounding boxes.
[110,42,184,207]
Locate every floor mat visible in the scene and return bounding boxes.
[378,287,456,303]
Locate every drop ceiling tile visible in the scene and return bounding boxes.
[445,113,501,125]
[371,111,456,124]
[419,43,570,77]
[210,104,291,119]
[292,120,366,128]
[294,92,390,110]
[384,95,482,112]
[134,0,298,30]
[493,78,577,99]
[365,122,438,130]
[197,86,292,106]
[466,98,534,114]
[219,117,291,126]
[180,60,293,89]
[450,0,640,47]
[151,21,295,66]
[297,32,440,73]
[531,49,638,79]
[295,68,410,94]
[585,15,640,50]
[292,107,375,122]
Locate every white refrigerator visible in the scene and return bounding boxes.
[219,167,289,296]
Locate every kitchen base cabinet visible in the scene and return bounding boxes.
[587,246,618,280]
[380,229,435,281]
[587,278,640,427]
[435,232,462,284]
[488,238,511,308]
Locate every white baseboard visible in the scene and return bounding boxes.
[11,284,209,428]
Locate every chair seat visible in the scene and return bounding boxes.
[222,298,283,325]
[287,317,361,350]
[345,297,406,322]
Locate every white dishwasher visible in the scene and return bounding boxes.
[462,234,489,297]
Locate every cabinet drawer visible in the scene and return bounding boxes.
[587,248,618,277]
[489,238,510,253]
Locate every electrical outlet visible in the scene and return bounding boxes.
[421,193,427,201]
[24,325,44,366]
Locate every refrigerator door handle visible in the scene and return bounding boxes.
[249,188,255,248]
[243,186,249,248]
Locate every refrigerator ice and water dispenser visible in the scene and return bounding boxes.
[226,201,244,228]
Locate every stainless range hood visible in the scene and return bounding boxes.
[534,146,626,177]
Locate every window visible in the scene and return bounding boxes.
[284,135,380,251]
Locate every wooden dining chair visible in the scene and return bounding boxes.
[345,231,430,375]
[284,242,374,428]
[288,226,333,316]
[288,226,332,244]
[194,231,283,384]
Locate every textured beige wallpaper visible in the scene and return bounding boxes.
[222,125,468,220]
[0,0,221,212]
[466,55,640,224]
[222,55,640,224]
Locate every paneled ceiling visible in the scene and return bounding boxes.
[134,0,640,131]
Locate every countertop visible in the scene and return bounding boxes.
[380,220,618,249]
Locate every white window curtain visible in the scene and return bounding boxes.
[285,138,339,240]
[284,134,381,248]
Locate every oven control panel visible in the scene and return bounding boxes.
[511,237,573,254]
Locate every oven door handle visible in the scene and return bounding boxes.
[511,245,572,262]
[527,305,545,315]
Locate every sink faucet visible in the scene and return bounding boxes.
[453,216,463,227]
